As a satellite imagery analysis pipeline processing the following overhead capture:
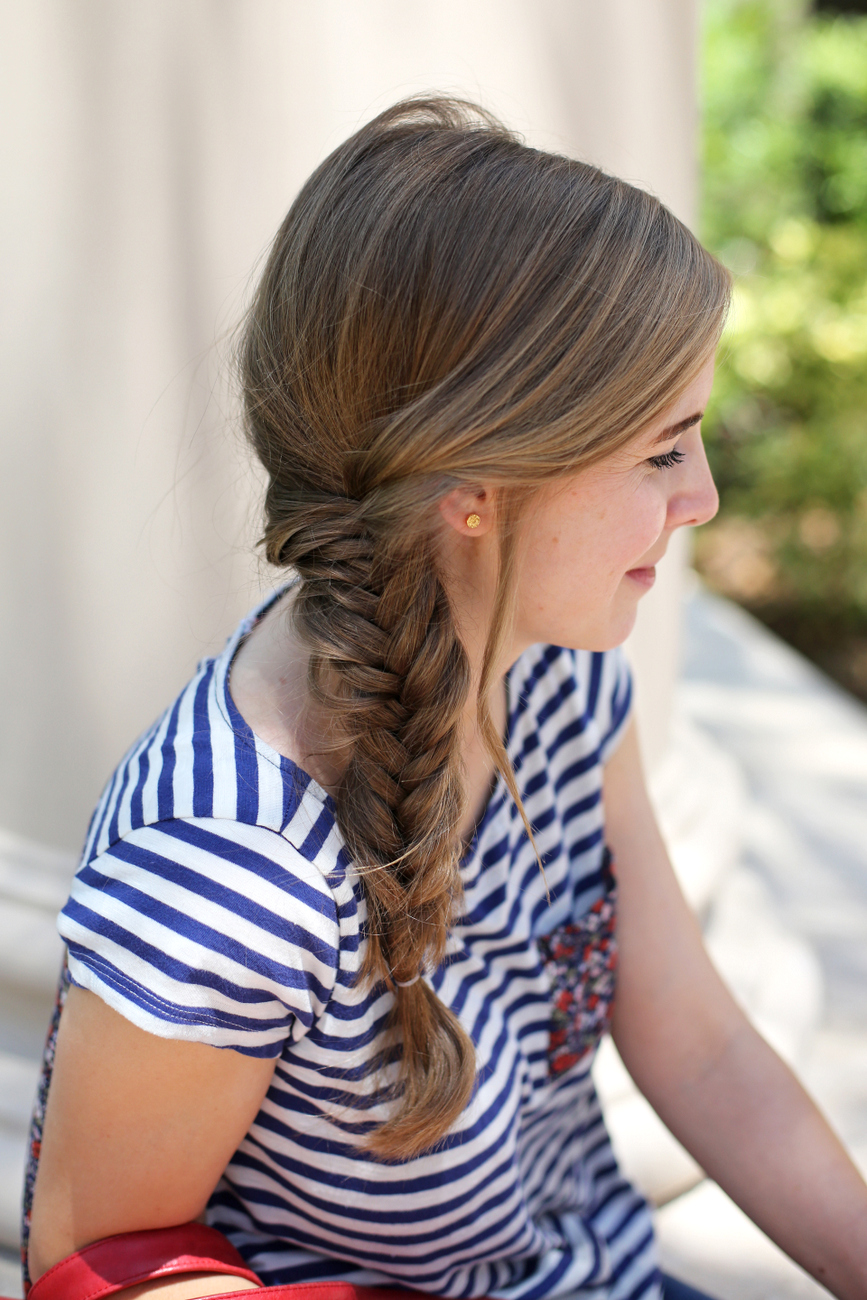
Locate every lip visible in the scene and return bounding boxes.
[625,565,656,590]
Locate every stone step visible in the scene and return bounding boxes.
[0,1054,40,1255]
[0,829,72,1265]
[0,825,71,1051]
[0,1055,39,1135]
[0,1130,25,1257]
[0,900,64,1002]
[650,712,747,915]
[0,1247,22,1300]
[0,987,53,1066]
[656,1177,836,1299]
[0,828,75,916]
[704,864,824,1070]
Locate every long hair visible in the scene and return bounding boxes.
[240,95,730,1160]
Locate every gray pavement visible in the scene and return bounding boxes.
[681,587,867,1135]
[656,586,867,1299]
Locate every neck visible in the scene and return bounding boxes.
[436,529,517,843]
[231,565,514,844]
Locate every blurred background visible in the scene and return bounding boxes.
[2,3,867,1298]
[698,0,867,703]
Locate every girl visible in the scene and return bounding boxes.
[23,98,867,1300]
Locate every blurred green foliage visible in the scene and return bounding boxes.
[699,0,867,690]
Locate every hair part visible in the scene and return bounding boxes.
[240,94,731,1160]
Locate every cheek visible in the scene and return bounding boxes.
[524,481,666,598]
[589,492,665,579]
[619,489,668,556]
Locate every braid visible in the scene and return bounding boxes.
[264,485,476,1159]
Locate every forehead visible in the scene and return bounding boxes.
[642,356,716,446]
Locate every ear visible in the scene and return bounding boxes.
[437,485,495,536]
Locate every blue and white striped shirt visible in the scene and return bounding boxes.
[57,592,660,1299]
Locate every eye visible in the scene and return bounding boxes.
[647,447,686,471]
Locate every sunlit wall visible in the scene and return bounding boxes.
[0,0,697,853]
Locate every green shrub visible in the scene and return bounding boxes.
[699,0,867,695]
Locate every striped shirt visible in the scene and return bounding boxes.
[53,591,660,1299]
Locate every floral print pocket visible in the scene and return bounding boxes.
[537,856,618,1077]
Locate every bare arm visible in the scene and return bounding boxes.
[29,985,276,1297]
[605,720,867,1300]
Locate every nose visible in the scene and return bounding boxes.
[666,429,719,531]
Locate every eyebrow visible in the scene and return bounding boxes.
[653,412,704,445]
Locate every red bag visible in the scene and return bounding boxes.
[13,1222,434,1300]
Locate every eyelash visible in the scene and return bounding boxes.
[647,447,686,471]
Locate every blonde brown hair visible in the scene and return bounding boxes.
[240,96,730,1160]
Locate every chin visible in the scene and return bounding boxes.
[523,596,640,656]
[567,607,638,653]
[557,625,636,655]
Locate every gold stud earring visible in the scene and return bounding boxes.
[466,513,481,529]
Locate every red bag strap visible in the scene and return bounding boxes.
[25,1221,262,1299]
[207,1290,427,1300]
[20,1221,443,1300]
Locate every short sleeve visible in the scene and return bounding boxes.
[594,647,633,762]
[58,818,341,1057]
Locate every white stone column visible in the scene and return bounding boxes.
[0,0,699,857]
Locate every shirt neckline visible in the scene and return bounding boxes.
[219,585,518,865]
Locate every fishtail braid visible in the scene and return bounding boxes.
[263,483,476,1159]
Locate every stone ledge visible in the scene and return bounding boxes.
[0,829,75,916]
[0,1132,25,1256]
[0,1246,22,1300]
[650,712,747,915]
[656,1178,831,1299]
